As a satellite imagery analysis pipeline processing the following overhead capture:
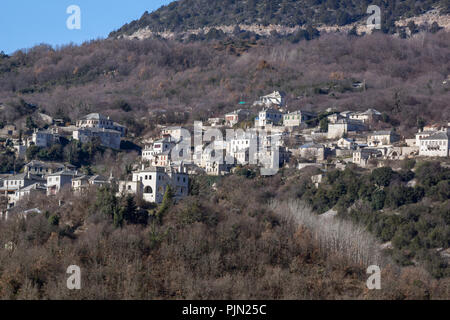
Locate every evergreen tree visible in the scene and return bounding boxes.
[93,186,119,220]
[25,116,37,131]
[157,186,174,222]
[319,118,329,132]
[122,195,138,224]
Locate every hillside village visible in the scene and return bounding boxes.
[0,90,449,219]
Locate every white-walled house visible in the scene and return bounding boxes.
[367,130,399,147]
[336,137,357,150]
[30,128,60,148]
[418,130,449,157]
[118,165,189,204]
[225,109,251,127]
[350,109,382,123]
[76,113,127,137]
[283,110,316,128]
[205,161,231,176]
[297,143,326,161]
[353,148,383,167]
[12,183,47,206]
[72,174,109,193]
[253,91,286,108]
[328,119,366,139]
[47,170,80,196]
[73,128,122,149]
[0,173,46,207]
[208,117,224,127]
[24,160,76,176]
[255,108,284,127]
[73,113,127,149]
[415,130,439,147]
[142,137,177,163]
[160,127,184,141]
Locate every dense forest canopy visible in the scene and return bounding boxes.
[110,0,450,37]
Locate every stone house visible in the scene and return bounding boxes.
[327,119,366,139]
[283,110,316,128]
[255,107,284,128]
[30,128,60,148]
[73,128,122,149]
[253,91,286,108]
[72,174,109,193]
[0,173,46,207]
[118,165,189,204]
[418,130,449,157]
[296,143,327,161]
[350,109,382,123]
[47,170,81,196]
[367,130,399,147]
[76,113,127,137]
[225,109,251,127]
[352,148,383,167]
[24,160,76,176]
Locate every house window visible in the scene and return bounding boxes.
[144,186,153,194]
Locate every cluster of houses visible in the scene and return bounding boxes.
[0,160,114,209]
[0,112,128,211]
[5,112,128,160]
[142,92,449,181]
[0,91,449,216]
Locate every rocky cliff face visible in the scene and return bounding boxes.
[119,10,450,41]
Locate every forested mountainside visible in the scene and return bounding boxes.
[110,0,450,38]
[1,166,449,299]
[1,31,449,137]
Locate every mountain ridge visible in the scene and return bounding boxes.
[109,0,450,39]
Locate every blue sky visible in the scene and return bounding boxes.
[0,0,172,54]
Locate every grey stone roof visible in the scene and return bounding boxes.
[300,143,324,149]
[370,130,393,136]
[2,173,45,181]
[90,175,108,182]
[77,127,122,134]
[80,113,109,121]
[47,170,79,177]
[421,131,449,141]
[18,183,47,192]
[25,160,71,170]
[285,110,316,116]
[360,108,381,116]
